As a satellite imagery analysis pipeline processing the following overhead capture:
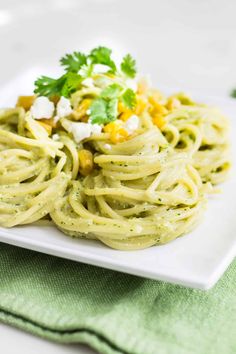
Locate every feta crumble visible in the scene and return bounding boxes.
[30,96,54,119]
[124,115,139,134]
[90,124,102,135]
[68,122,102,143]
[56,96,72,118]
[52,134,60,141]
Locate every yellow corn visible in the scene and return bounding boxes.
[78,149,94,176]
[104,120,122,133]
[149,97,168,114]
[150,90,164,102]
[120,110,133,122]
[135,97,147,115]
[118,97,147,121]
[104,121,129,143]
[166,97,181,111]
[137,78,149,95]
[118,101,125,114]
[37,121,52,135]
[39,118,57,128]
[73,99,91,121]
[152,114,166,129]
[16,96,35,111]
[110,128,128,143]
[50,95,60,105]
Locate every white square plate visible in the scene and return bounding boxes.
[0,69,235,290]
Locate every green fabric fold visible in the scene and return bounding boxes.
[0,242,235,354]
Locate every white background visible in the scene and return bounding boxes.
[0,0,235,353]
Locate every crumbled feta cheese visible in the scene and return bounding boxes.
[62,119,102,144]
[124,115,139,134]
[93,64,110,74]
[104,143,112,150]
[70,122,92,143]
[90,124,102,135]
[56,96,72,118]
[126,79,138,92]
[82,78,94,88]
[30,96,54,119]
[52,134,60,141]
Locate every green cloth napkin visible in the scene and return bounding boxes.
[0,242,235,354]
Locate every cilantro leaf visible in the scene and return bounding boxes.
[107,98,118,121]
[34,75,67,97]
[101,83,122,100]
[79,63,94,78]
[230,89,236,98]
[34,73,82,98]
[121,54,137,78]
[121,88,136,109]
[90,98,108,124]
[60,52,87,73]
[60,73,83,98]
[90,97,118,124]
[89,46,116,73]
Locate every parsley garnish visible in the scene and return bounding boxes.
[121,54,137,78]
[60,52,87,73]
[121,88,137,109]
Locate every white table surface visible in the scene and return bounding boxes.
[0,0,235,353]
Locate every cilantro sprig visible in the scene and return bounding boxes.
[60,52,87,73]
[89,47,116,73]
[89,84,136,124]
[34,46,137,98]
[34,46,138,124]
[121,88,136,109]
[34,73,82,98]
[121,54,137,78]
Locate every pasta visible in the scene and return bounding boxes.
[0,47,231,250]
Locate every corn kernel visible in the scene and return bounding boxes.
[73,99,92,121]
[120,110,133,122]
[137,78,149,95]
[50,95,60,105]
[148,98,168,116]
[104,121,129,143]
[134,97,147,115]
[152,115,166,129]
[78,149,94,176]
[37,121,52,135]
[118,101,125,114]
[149,90,164,102]
[110,128,129,143]
[39,118,57,128]
[166,97,181,111]
[16,96,35,111]
[104,120,122,133]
